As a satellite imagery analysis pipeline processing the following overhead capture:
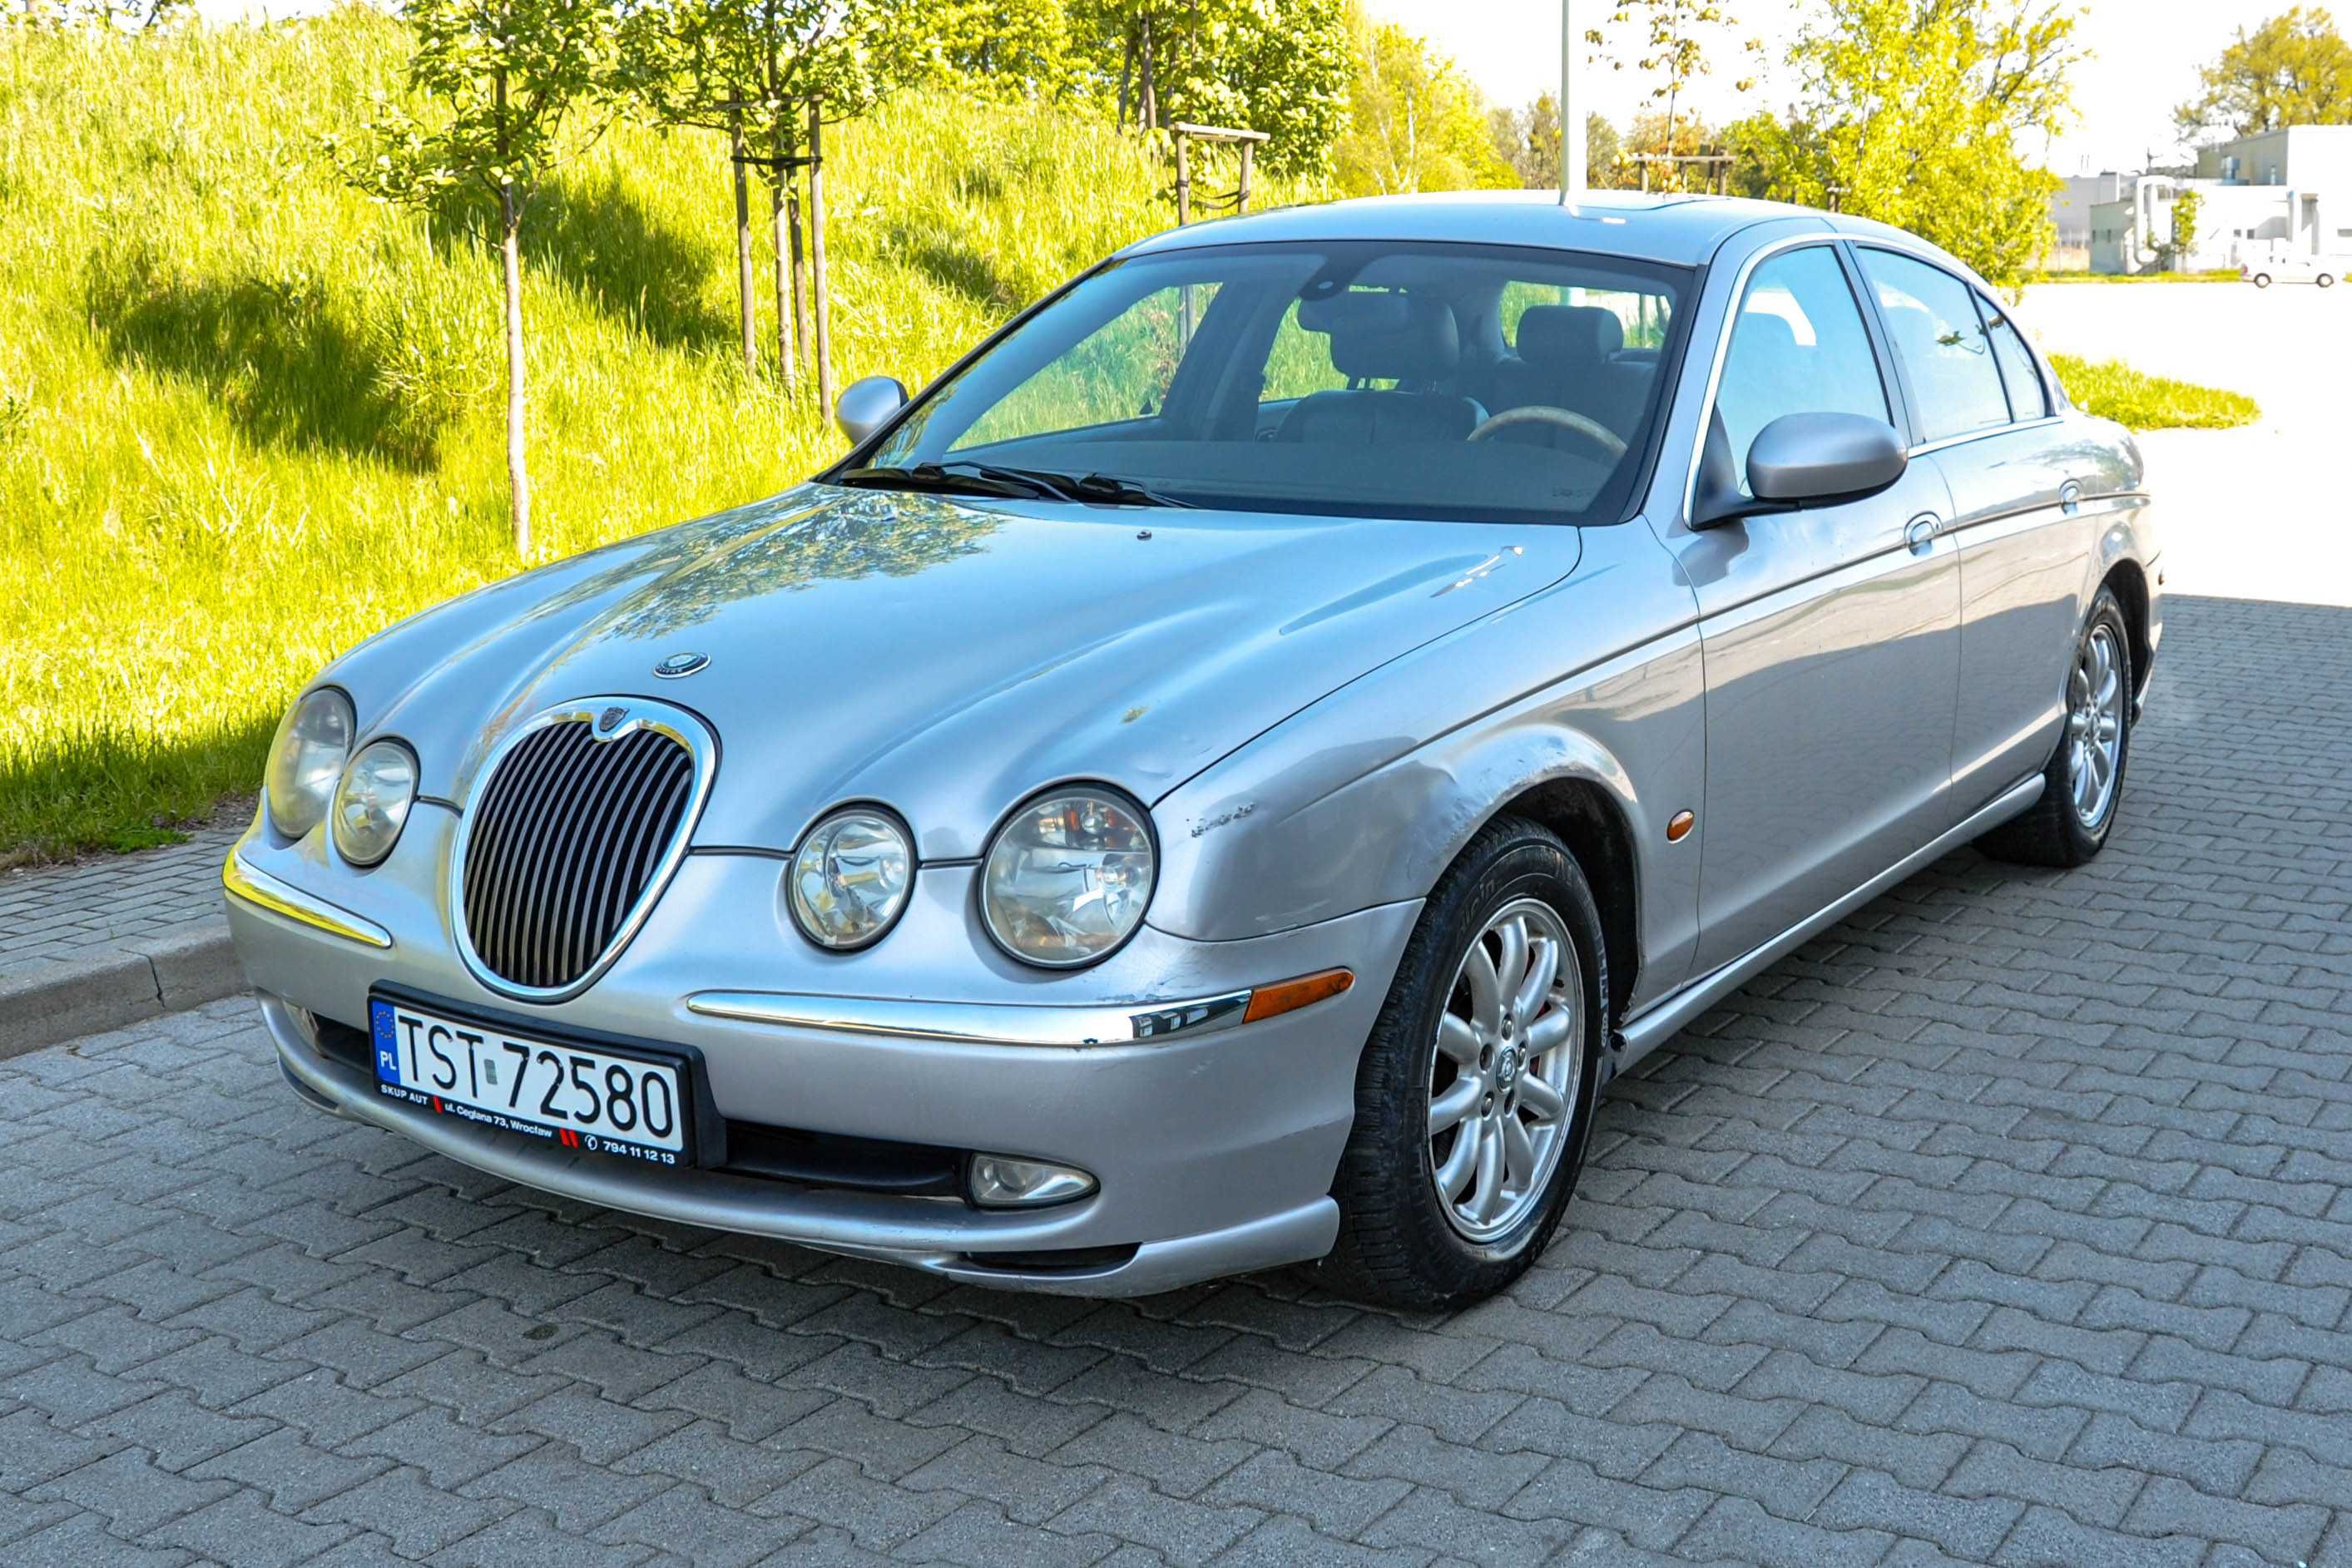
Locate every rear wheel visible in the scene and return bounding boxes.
[1318,818,1607,1309]
[2253,272,2273,288]
[2320,273,2337,289]
[1977,586,2133,868]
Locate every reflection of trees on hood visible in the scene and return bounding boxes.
[532,487,1007,642]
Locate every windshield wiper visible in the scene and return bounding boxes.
[834,463,1051,500]
[953,463,1197,510]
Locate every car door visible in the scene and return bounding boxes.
[1851,250,2084,818]
[1667,240,1962,974]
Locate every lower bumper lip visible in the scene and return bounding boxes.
[260,995,1338,1295]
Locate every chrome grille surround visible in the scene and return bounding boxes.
[448,698,718,1002]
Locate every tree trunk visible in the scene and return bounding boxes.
[788,174,812,402]
[810,104,833,413]
[1139,15,1156,132]
[771,171,799,393]
[1117,30,1133,131]
[498,183,531,558]
[731,113,756,374]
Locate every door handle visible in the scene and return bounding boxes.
[2059,480,2082,515]
[1905,514,1941,554]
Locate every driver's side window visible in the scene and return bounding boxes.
[1716,246,1892,494]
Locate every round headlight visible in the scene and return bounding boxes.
[331,740,418,868]
[789,808,915,950]
[981,787,1156,968]
[265,688,354,839]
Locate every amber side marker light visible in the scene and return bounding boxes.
[1666,810,1696,843]
[1244,967,1354,1024]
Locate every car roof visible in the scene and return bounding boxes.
[1118,189,1842,269]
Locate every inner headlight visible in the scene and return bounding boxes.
[789,808,915,950]
[265,688,354,839]
[331,739,417,867]
[981,786,1156,968]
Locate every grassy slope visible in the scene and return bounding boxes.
[0,11,1290,860]
[2048,353,2263,431]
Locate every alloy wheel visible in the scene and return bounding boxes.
[1425,897,1583,1242]
[2067,622,2125,829]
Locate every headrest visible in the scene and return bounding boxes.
[1517,305,1624,367]
[1297,290,1460,382]
[1729,310,1801,364]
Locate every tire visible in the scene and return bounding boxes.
[2320,274,2336,289]
[2253,273,2272,288]
[1317,817,1607,1309]
[1977,586,2134,868]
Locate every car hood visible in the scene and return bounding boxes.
[350,484,1581,858]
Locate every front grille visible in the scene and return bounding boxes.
[457,715,698,994]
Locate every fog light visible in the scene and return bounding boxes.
[967,1154,1097,1209]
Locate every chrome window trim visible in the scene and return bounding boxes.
[448,698,719,1005]
[684,988,1255,1047]
[1906,414,2065,460]
[1676,230,2053,524]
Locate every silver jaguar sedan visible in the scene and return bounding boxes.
[225,191,2159,1308]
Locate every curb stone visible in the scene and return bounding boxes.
[0,918,245,1058]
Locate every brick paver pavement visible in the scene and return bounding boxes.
[0,824,241,974]
[1,594,2347,1567]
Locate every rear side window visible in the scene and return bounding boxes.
[1979,295,2049,420]
[1714,245,1890,494]
[1857,250,2011,443]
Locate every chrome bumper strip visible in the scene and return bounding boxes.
[683,987,1254,1047]
[222,850,394,951]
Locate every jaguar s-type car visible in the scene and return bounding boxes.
[225,191,2158,1308]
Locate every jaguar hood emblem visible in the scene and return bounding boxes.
[653,651,709,679]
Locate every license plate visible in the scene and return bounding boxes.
[369,996,691,1166]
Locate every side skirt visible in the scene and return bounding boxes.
[1614,774,2046,1074]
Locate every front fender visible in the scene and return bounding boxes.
[1149,523,1706,1015]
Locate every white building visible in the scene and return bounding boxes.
[2086,126,2352,275]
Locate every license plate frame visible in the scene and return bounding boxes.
[366,984,726,1170]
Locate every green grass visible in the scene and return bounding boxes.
[0,10,1304,863]
[2025,269,2243,284]
[2047,352,2263,431]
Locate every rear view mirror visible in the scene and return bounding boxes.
[835,375,909,446]
[1694,411,1909,528]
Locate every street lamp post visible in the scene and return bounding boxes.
[1561,0,1585,202]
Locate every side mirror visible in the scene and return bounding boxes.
[1748,411,1907,503]
[834,375,909,446]
[1694,411,1909,528]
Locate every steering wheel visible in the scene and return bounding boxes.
[1467,404,1628,462]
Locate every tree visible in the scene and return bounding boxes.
[349,0,614,556]
[2168,185,2203,267]
[1583,0,1758,187]
[1334,17,1516,195]
[1611,106,1723,190]
[2176,7,2352,139]
[621,0,905,408]
[1067,0,1353,176]
[1730,0,2082,289]
[1488,94,1621,190]
[884,0,1077,101]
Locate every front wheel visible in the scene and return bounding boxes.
[2253,273,2273,289]
[1977,586,2134,868]
[1318,818,1607,1308]
[2319,273,2336,289]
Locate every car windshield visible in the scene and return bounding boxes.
[849,240,1688,523]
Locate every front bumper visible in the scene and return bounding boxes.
[225,811,1418,1295]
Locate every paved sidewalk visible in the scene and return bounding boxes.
[0,593,2348,1566]
[0,822,245,1056]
